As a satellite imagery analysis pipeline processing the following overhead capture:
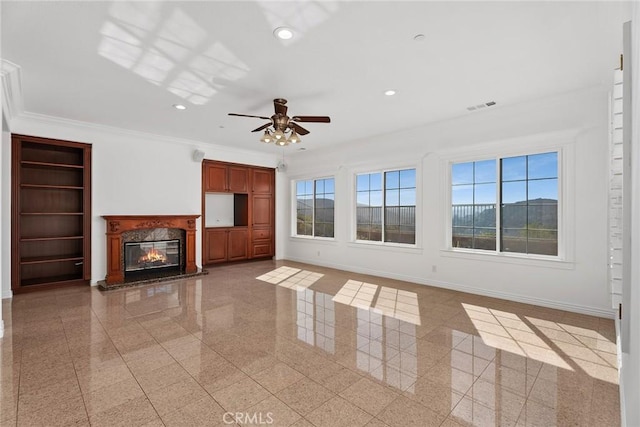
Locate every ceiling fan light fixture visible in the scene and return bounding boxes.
[288,130,301,144]
[260,130,273,143]
[228,98,330,148]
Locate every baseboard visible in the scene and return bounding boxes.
[615,317,626,427]
[0,320,4,338]
[285,256,616,319]
[1,289,13,299]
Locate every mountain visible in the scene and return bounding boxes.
[453,198,557,230]
[297,198,335,222]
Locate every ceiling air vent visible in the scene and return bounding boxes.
[467,101,496,111]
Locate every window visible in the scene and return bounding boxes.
[295,177,335,238]
[356,168,416,244]
[452,152,558,256]
[501,152,558,255]
[452,160,497,250]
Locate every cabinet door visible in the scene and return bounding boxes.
[204,163,227,192]
[252,195,273,227]
[250,227,273,259]
[228,229,248,261]
[252,168,274,194]
[252,228,272,242]
[252,243,273,258]
[228,166,249,193]
[204,229,228,264]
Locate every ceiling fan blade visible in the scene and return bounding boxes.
[290,122,310,135]
[274,99,288,115]
[291,116,331,123]
[228,113,271,120]
[251,123,272,132]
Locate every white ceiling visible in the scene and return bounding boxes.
[1,1,632,153]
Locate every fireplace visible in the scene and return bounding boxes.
[101,215,201,288]
[124,239,180,277]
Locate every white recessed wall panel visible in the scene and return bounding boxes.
[205,194,234,227]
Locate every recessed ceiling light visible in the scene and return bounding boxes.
[413,34,425,42]
[173,104,186,110]
[274,27,294,40]
[384,90,396,96]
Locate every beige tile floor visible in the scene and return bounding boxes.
[0,260,620,426]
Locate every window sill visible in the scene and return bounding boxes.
[348,240,423,254]
[290,236,337,245]
[440,248,574,269]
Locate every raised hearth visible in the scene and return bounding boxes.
[102,215,200,288]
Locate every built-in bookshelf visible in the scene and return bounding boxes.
[11,134,92,293]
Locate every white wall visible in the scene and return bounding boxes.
[1,113,278,295]
[282,86,613,317]
[620,6,639,427]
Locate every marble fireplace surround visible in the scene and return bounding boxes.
[101,215,201,289]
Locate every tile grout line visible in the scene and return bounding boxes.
[59,310,91,425]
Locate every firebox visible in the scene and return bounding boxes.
[124,240,180,277]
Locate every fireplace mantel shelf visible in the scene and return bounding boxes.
[103,215,199,232]
[102,214,200,286]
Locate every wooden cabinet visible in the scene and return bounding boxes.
[249,175,275,258]
[204,227,247,264]
[204,163,227,192]
[11,134,92,293]
[228,166,249,193]
[202,161,275,265]
[203,229,227,264]
[250,194,274,257]
[251,227,273,258]
[204,162,248,193]
[228,228,249,261]
[252,194,273,227]
[252,168,274,194]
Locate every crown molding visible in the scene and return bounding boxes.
[1,59,24,128]
[14,111,277,163]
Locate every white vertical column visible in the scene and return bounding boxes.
[609,66,624,310]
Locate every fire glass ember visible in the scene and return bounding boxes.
[124,240,180,272]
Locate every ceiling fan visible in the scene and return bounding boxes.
[228,98,330,146]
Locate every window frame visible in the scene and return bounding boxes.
[292,176,336,240]
[442,139,574,266]
[352,165,420,248]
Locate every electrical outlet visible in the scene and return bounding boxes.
[317,251,321,257]
[432,265,437,273]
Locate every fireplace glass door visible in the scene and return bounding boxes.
[124,240,180,273]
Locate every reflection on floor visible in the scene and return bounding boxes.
[0,260,620,426]
[296,289,335,354]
